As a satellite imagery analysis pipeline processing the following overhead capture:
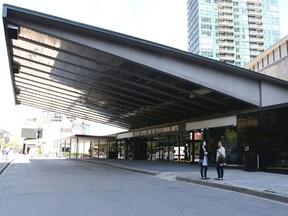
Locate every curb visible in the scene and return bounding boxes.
[176,175,288,204]
[78,159,288,204]
[0,159,14,175]
[76,159,159,176]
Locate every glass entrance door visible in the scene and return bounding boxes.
[191,130,203,163]
[191,141,201,163]
[147,136,176,161]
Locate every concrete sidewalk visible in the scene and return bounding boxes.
[80,158,288,204]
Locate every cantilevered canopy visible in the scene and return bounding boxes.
[3,4,288,129]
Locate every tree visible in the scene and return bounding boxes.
[8,137,23,153]
[224,128,238,163]
[225,128,237,148]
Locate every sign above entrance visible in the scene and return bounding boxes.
[132,125,179,137]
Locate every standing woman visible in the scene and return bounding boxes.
[216,141,226,180]
[199,141,208,180]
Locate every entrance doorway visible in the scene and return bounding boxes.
[146,135,178,161]
[189,130,203,163]
[191,141,201,163]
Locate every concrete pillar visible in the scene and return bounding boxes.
[131,137,147,160]
[76,137,79,159]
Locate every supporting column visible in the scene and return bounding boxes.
[125,139,129,160]
[98,140,100,158]
[69,138,72,158]
[158,135,161,160]
[167,135,170,161]
[76,137,79,159]
[83,141,85,158]
[89,140,92,158]
[131,137,147,160]
[150,138,153,161]
[177,134,181,162]
[64,139,66,158]
[116,139,118,157]
[192,131,195,163]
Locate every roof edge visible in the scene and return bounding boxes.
[2,4,18,105]
[3,4,288,89]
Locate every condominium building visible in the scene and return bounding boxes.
[187,0,281,67]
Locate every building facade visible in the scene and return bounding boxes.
[0,129,11,147]
[3,4,288,174]
[21,112,91,155]
[187,0,281,67]
[245,35,288,80]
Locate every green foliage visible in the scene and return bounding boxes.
[225,128,237,144]
[237,128,247,147]
[38,145,42,155]
[195,142,201,154]
[62,152,71,157]
[5,137,22,152]
[224,128,237,150]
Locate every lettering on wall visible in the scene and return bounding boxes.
[132,125,179,137]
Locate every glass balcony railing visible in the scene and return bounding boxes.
[219,48,235,53]
[218,0,233,6]
[218,21,233,26]
[220,55,235,60]
[248,17,263,22]
[249,37,264,43]
[248,24,263,29]
[247,0,262,3]
[219,27,234,32]
[249,30,264,36]
[248,10,263,16]
[247,4,262,11]
[219,41,234,47]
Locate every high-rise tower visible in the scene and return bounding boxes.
[187,0,281,67]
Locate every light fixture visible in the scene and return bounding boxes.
[12,61,20,74]
[189,94,195,99]
[7,24,19,39]
[15,87,21,95]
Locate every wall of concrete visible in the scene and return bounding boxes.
[259,55,288,81]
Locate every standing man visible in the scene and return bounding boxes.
[216,141,225,180]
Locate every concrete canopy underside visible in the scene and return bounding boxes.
[3,4,288,130]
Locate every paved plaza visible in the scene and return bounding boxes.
[0,156,288,216]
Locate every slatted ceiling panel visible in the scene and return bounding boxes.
[19,94,133,127]
[13,26,237,128]
[20,101,130,129]
[17,87,114,118]
[15,26,218,128]
[3,5,261,130]
[15,29,171,106]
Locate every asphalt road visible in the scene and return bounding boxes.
[0,156,287,216]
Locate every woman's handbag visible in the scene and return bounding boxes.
[218,155,225,164]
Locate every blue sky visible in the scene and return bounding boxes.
[0,0,287,136]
